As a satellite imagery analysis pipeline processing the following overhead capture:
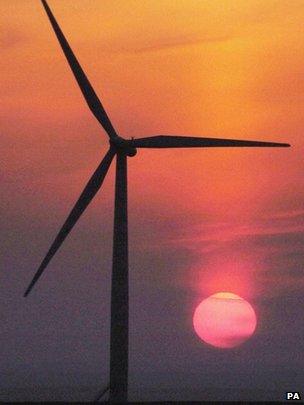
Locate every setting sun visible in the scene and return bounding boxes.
[193,292,257,348]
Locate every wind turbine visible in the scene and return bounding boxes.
[24,0,290,402]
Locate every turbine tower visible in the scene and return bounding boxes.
[24,1,290,402]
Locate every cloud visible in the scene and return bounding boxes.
[0,27,28,50]
[159,207,304,249]
[108,33,236,54]
[153,208,304,298]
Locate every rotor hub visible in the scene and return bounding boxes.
[110,136,137,157]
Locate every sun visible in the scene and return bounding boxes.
[193,292,257,348]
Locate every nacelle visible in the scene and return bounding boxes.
[110,137,137,157]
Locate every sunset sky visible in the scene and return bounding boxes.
[1,0,303,401]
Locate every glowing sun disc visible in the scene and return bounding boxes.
[193,292,257,348]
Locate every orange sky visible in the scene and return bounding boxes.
[2,0,303,302]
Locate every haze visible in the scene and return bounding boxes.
[1,0,303,401]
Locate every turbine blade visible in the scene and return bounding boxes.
[41,0,117,139]
[24,148,116,297]
[131,135,290,148]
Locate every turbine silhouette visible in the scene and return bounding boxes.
[24,0,290,402]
